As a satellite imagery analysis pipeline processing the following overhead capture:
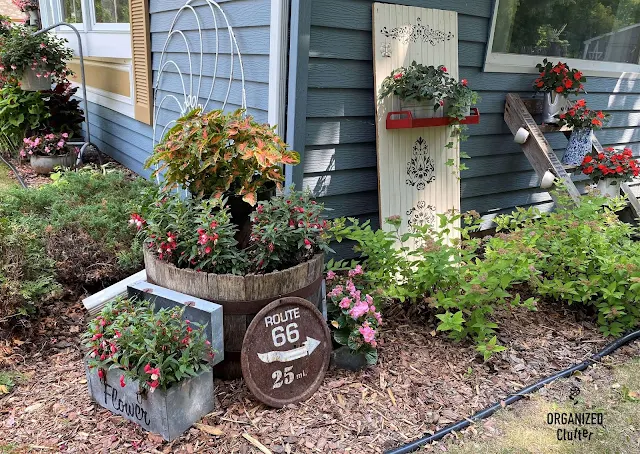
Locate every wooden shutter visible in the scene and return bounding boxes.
[129,0,153,124]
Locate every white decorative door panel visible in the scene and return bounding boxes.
[373,3,460,249]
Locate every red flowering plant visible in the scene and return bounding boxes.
[132,188,248,275]
[534,59,586,95]
[579,147,640,183]
[83,297,215,393]
[325,266,382,365]
[379,61,456,110]
[248,189,332,272]
[20,132,77,157]
[131,187,332,275]
[556,99,609,130]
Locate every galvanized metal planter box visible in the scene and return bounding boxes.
[85,362,214,441]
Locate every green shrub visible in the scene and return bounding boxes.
[0,167,151,324]
[331,193,640,359]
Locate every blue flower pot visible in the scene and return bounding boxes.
[562,128,593,166]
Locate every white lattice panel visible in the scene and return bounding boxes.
[373,3,460,249]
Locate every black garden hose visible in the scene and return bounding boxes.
[0,153,27,189]
[385,328,640,454]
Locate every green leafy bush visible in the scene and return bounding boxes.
[0,167,151,324]
[331,193,640,358]
[0,84,49,151]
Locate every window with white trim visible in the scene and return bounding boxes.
[485,0,640,76]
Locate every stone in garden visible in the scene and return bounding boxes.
[85,363,214,441]
[127,281,224,366]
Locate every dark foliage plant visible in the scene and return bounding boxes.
[42,83,85,136]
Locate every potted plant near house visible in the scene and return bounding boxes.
[139,109,331,378]
[84,298,216,441]
[579,147,639,198]
[12,0,40,26]
[326,266,382,370]
[21,131,78,174]
[555,99,609,166]
[379,61,478,121]
[534,59,586,124]
[0,25,73,91]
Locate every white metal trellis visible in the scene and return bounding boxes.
[152,0,247,148]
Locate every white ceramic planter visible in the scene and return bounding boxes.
[596,178,623,198]
[30,153,76,174]
[542,92,569,124]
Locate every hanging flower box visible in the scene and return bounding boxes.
[386,108,480,129]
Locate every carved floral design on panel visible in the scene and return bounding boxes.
[406,136,435,190]
[406,201,436,232]
[381,17,454,45]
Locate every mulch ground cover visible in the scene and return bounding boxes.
[1,292,630,454]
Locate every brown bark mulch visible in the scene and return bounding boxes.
[2,296,638,454]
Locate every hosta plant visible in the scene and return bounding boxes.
[326,266,382,365]
[84,297,215,393]
[145,108,300,205]
[0,25,73,84]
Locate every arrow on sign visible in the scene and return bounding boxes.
[257,337,321,363]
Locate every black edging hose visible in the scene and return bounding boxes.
[385,329,640,454]
[0,154,27,189]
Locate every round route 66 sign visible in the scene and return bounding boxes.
[241,297,331,408]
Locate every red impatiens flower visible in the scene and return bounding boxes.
[461,79,468,86]
[120,375,126,388]
[564,79,573,89]
[555,86,564,93]
[98,369,105,379]
[441,66,448,73]
[393,72,403,80]
[576,99,586,108]
[583,155,593,164]
[592,118,603,127]
[583,165,594,174]
[304,238,312,250]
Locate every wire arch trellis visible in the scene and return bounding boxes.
[152,0,247,149]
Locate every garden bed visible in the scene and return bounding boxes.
[0,294,623,454]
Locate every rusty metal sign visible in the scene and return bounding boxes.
[241,297,331,408]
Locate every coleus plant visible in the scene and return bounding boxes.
[534,59,586,95]
[84,297,215,393]
[579,147,640,183]
[146,108,300,206]
[556,99,608,130]
[326,266,382,365]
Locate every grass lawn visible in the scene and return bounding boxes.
[0,161,17,190]
[443,358,640,453]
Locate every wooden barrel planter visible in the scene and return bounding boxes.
[143,250,325,379]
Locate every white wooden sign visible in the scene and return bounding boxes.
[373,3,460,249]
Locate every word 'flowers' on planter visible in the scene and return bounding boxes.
[579,147,640,183]
[556,99,609,130]
[145,108,300,206]
[130,187,332,275]
[83,297,215,393]
[326,266,382,365]
[534,59,586,95]
[0,25,73,84]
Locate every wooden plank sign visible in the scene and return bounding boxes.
[373,3,460,250]
[241,297,331,408]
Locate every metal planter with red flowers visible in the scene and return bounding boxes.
[85,363,214,441]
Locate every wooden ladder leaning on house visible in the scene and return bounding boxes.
[503,93,640,217]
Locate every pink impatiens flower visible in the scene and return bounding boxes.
[326,270,336,281]
[348,265,363,277]
[359,322,376,345]
[339,297,352,309]
[349,300,370,319]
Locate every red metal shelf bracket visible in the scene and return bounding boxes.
[386,108,480,129]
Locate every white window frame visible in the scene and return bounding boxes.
[40,0,132,59]
[484,0,640,77]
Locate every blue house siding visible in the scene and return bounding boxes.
[298,0,640,230]
[85,102,154,178]
[94,0,271,175]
